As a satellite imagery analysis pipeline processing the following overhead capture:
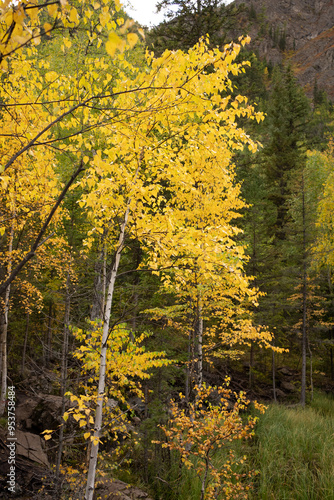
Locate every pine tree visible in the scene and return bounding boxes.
[263,65,310,242]
[147,0,244,54]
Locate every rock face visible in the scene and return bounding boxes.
[231,0,334,98]
[0,428,52,499]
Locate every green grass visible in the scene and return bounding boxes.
[250,392,334,499]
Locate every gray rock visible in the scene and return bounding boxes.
[281,381,297,392]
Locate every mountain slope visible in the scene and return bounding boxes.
[231,0,334,98]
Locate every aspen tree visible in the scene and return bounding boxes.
[70,36,270,497]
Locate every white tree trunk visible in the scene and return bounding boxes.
[85,209,129,500]
[197,312,203,389]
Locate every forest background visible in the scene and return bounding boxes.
[0,0,334,499]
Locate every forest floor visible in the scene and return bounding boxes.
[1,361,333,499]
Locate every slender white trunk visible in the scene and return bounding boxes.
[85,208,129,500]
[0,223,14,417]
[102,247,106,317]
[91,245,107,322]
[197,312,203,389]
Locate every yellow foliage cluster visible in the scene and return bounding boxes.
[312,143,334,269]
[0,0,141,70]
[62,322,170,442]
[0,4,275,495]
[155,383,266,499]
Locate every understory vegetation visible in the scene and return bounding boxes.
[131,392,334,500]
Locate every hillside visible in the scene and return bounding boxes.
[231,0,334,98]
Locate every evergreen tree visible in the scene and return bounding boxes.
[237,65,313,394]
[263,65,310,242]
[147,0,244,54]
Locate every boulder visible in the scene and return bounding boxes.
[273,388,286,398]
[94,478,153,500]
[281,381,297,392]
[278,366,294,376]
[16,393,73,433]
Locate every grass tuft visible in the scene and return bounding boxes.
[250,392,334,499]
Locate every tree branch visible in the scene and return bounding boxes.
[0,161,85,295]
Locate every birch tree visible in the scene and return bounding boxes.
[70,35,272,498]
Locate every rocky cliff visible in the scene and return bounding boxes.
[231,0,334,98]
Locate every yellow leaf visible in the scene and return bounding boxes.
[43,23,52,35]
[63,37,72,49]
[84,432,91,440]
[28,6,39,22]
[0,59,8,72]
[106,32,122,57]
[79,420,86,427]
[127,33,138,49]
[119,18,134,34]
[48,3,58,17]
[138,28,145,39]
[69,7,79,23]
[44,434,52,441]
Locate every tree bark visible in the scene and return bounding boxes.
[272,343,277,403]
[185,327,192,405]
[308,341,313,402]
[197,311,203,389]
[249,342,254,389]
[85,207,129,500]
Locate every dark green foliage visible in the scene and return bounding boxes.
[146,0,245,54]
[262,65,310,241]
[249,3,257,20]
[278,28,286,51]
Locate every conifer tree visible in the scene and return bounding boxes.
[263,65,310,242]
[238,65,312,395]
[147,0,243,54]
